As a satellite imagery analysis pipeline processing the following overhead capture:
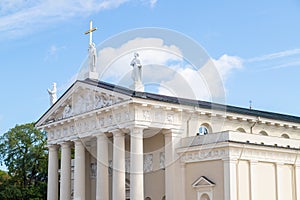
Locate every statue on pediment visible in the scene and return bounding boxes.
[130,52,142,83]
[47,82,57,106]
[88,42,97,72]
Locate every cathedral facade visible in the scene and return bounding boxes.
[36,78,300,200]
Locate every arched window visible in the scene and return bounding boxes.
[259,131,268,136]
[281,133,290,139]
[201,193,210,200]
[199,126,208,135]
[236,128,246,133]
[145,197,152,200]
[198,123,212,136]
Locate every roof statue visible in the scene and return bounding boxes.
[130,52,144,92]
[84,20,98,80]
[47,82,57,106]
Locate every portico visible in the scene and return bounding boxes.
[38,78,185,200]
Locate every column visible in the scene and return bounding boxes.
[112,130,126,200]
[96,134,109,200]
[276,162,284,200]
[60,142,72,200]
[180,163,186,200]
[47,145,59,200]
[249,160,259,200]
[130,127,144,200]
[223,159,237,200]
[164,129,181,200]
[74,140,86,200]
[295,165,300,200]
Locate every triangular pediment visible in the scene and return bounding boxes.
[36,79,133,127]
[192,176,215,188]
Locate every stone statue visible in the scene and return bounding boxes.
[88,42,97,72]
[47,82,57,106]
[130,52,142,83]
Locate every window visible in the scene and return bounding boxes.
[236,128,246,133]
[259,131,268,136]
[192,176,215,200]
[200,193,210,200]
[281,133,290,139]
[145,197,152,200]
[199,126,208,135]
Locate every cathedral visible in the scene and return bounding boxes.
[36,23,300,200]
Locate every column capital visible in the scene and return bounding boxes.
[276,162,285,166]
[249,159,259,165]
[111,129,125,137]
[73,139,84,147]
[59,141,72,148]
[46,144,59,150]
[162,128,182,136]
[96,133,108,139]
[129,126,145,136]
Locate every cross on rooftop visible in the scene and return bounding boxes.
[84,20,97,45]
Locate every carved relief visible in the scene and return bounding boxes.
[167,113,174,123]
[90,163,97,179]
[125,158,130,173]
[63,104,72,118]
[144,154,153,172]
[160,152,165,169]
[143,110,151,121]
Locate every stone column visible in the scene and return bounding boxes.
[96,134,109,200]
[276,162,284,200]
[74,140,86,200]
[130,127,144,200]
[295,164,300,200]
[249,160,259,200]
[112,130,126,200]
[223,159,237,200]
[47,145,59,200]
[60,142,72,200]
[164,129,181,200]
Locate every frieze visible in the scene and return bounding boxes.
[180,146,298,164]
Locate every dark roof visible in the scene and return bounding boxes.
[36,78,300,126]
[83,79,300,124]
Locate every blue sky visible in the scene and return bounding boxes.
[1,0,300,134]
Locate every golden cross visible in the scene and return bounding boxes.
[84,20,97,45]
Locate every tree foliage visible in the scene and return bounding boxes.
[0,123,48,200]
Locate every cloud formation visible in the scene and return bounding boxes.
[0,0,157,39]
[76,37,243,101]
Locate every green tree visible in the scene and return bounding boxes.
[0,123,48,200]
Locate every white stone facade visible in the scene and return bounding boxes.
[36,79,300,200]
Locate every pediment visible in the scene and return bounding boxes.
[36,80,132,127]
[192,176,215,188]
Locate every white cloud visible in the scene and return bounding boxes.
[0,0,156,39]
[157,55,243,102]
[77,37,182,82]
[212,54,243,81]
[77,37,242,102]
[44,45,66,61]
[247,48,300,62]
